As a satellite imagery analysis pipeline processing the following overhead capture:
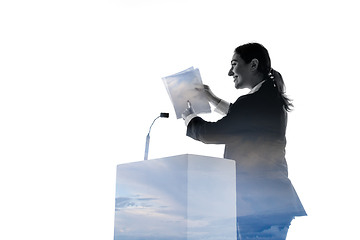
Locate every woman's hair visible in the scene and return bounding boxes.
[234,43,293,111]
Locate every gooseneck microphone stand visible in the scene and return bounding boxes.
[144,113,169,160]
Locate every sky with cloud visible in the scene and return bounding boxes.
[1,0,360,240]
[114,154,236,239]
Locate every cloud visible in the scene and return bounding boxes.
[115,196,159,210]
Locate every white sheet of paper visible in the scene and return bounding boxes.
[162,67,211,119]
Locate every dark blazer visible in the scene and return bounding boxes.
[187,80,306,217]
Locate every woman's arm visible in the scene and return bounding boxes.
[196,85,230,115]
[196,84,221,105]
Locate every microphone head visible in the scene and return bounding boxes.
[160,112,169,118]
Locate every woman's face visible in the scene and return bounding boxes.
[228,53,252,89]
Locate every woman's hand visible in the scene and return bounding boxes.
[196,84,221,105]
[182,101,195,120]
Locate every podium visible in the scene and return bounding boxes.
[114,154,237,240]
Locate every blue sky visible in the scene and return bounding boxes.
[1,0,360,240]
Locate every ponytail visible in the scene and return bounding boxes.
[268,69,293,112]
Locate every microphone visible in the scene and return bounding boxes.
[144,112,169,160]
[160,112,169,118]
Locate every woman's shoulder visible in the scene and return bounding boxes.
[232,83,281,110]
[229,94,258,115]
[232,94,253,106]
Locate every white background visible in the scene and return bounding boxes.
[1,0,359,239]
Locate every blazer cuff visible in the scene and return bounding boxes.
[184,113,197,126]
[214,99,230,115]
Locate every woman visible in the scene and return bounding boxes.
[182,43,306,240]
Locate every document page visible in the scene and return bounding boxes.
[162,67,211,119]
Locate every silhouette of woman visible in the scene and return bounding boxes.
[182,43,306,240]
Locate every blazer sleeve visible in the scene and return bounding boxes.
[186,91,285,144]
[186,96,257,144]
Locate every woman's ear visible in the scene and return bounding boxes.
[250,58,259,72]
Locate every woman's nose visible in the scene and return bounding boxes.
[228,68,234,76]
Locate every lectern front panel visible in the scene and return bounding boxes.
[114,154,236,240]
